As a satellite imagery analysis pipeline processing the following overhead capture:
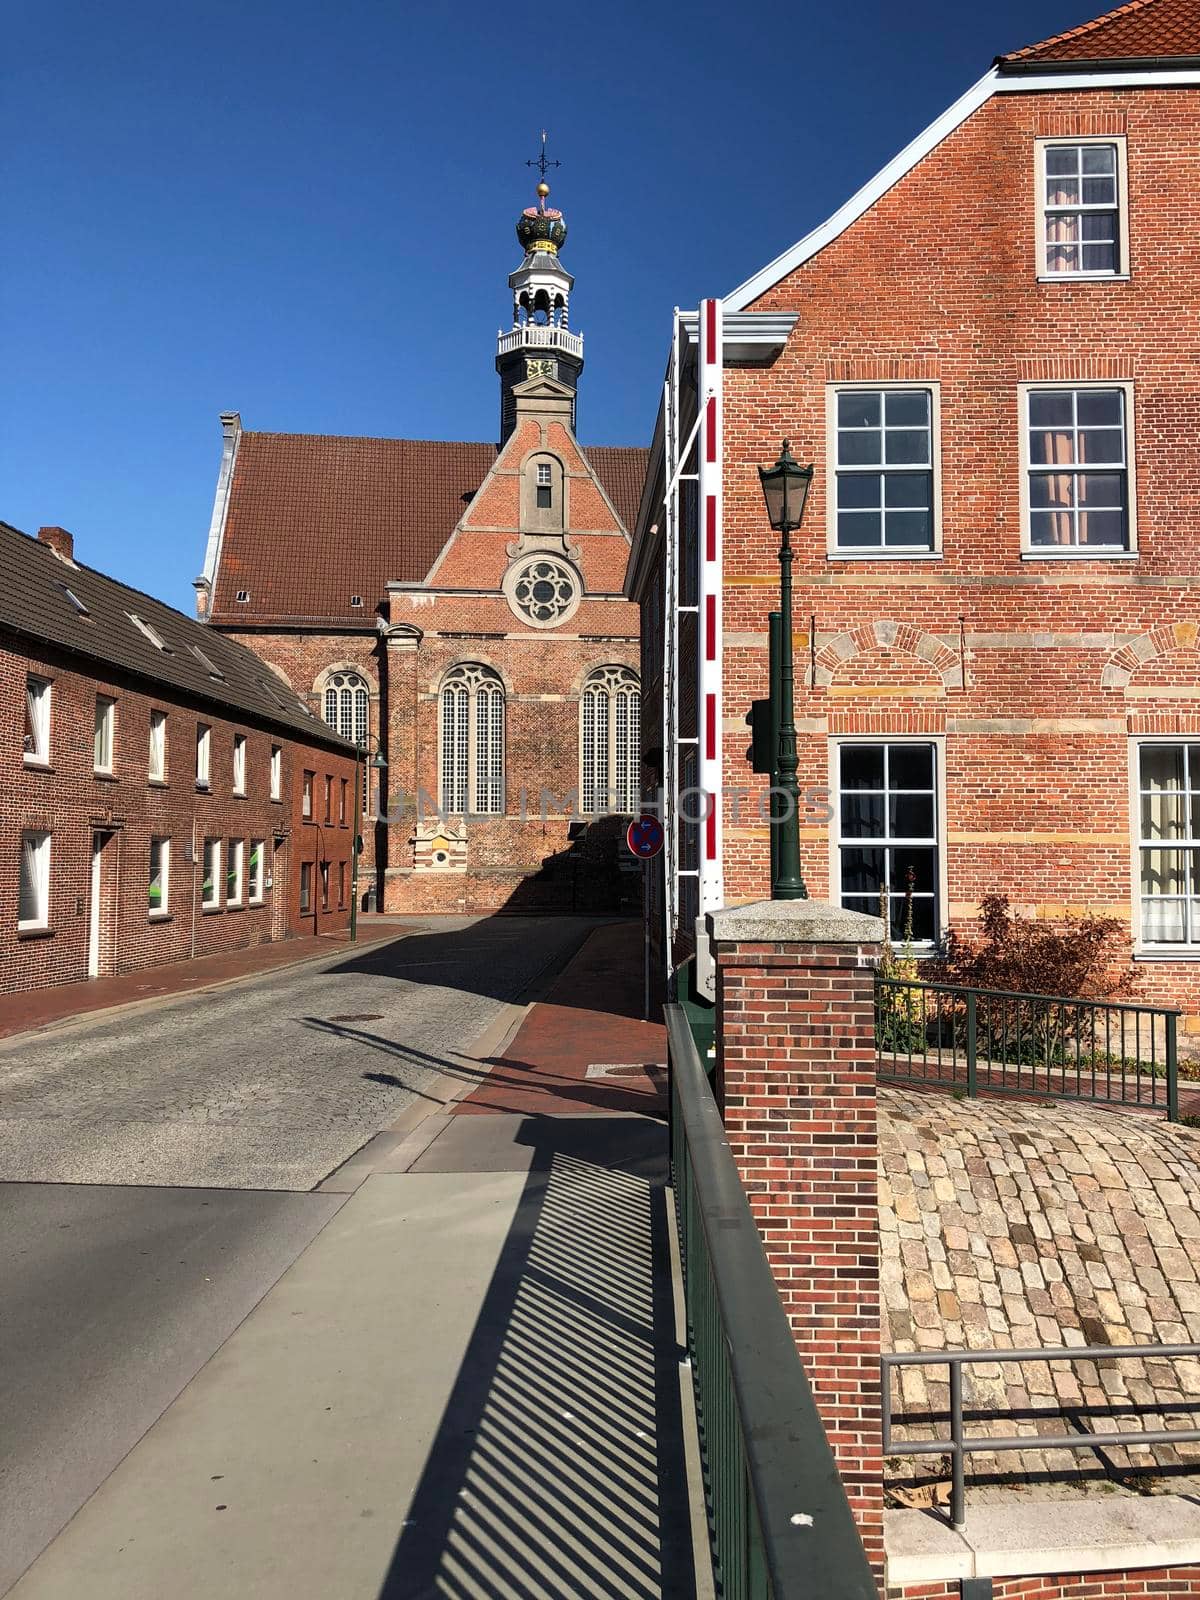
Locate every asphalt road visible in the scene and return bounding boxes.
[0,914,597,1596]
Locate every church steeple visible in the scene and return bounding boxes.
[496,139,584,443]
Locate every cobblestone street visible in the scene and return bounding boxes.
[0,915,595,1191]
[880,1088,1200,1496]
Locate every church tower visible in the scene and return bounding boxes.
[496,173,584,443]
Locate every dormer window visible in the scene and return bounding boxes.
[1038,138,1127,279]
[536,462,553,508]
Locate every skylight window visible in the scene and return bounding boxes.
[236,589,250,603]
[59,584,90,617]
[129,613,173,652]
[191,643,225,680]
[351,595,363,607]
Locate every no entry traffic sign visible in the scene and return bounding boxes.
[626,814,664,859]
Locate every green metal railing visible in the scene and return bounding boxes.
[665,1006,877,1600]
[876,977,1181,1120]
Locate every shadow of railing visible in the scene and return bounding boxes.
[376,1117,695,1599]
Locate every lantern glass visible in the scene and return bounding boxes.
[757,441,814,532]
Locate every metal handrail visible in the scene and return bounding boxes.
[882,1343,1200,1531]
[876,976,1179,1018]
[875,975,1181,1119]
[666,1005,876,1599]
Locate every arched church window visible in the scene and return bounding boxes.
[440,664,505,816]
[580,666,641,815]
[323,671,369,747]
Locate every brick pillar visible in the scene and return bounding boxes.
[709,897,884,1582]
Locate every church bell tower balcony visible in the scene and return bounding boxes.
[496,324,584,360]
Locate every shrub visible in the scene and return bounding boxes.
[933,894,1135,1001]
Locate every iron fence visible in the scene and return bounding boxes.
[882,1343,1200,1530]
[666,1005,876,1600]
[875,977,1181,1119]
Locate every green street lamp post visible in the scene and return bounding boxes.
[349,742,388,942]
[757,440,814,900]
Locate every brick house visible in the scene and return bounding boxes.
[0,520,357,994]
[626,0,1200,1025]
[195,179,646,915]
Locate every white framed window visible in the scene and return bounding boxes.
[202,837,221,908]
[302,770,314,819]
[339,778,347,826]
[580,666,641,815]
[232,733,246,795]
[148,709,167,781]
[196,722,211,787]
[536,460,553,509]
[248,839,265,903]
[833,741,941,946]
[94,696,116,774]
[18,830,50,930]
[1134,742,1200,949]
[439,664,504,815]
[827,385,940,556]
[299,860,312,914]
[322,671,369,746]
[1020,382,1134,555]
[226,838,244,906]
[270,744,282,801]
[24,676,51,765]
[320,860,330,911]
[1037,137,1127,279]
[149,837,169,916]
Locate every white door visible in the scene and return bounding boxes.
[87,833,102,978]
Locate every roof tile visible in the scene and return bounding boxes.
[1001,0,1200,64]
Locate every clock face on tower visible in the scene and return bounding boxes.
[526,357,557,380]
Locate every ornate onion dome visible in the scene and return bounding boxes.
[516,180,567,255]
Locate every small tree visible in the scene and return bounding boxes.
[875,869,926,1053]
[934,896,1136,1067]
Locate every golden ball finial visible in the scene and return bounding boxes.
[536,180,550,199]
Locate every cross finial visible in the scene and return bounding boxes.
[525,130,561,180]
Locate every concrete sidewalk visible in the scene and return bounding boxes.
[10,1112,697,1600]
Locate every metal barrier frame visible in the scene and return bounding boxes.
[875,976,1181,1120]
[666,1004,877,1599]
[882,1343,1200,1530]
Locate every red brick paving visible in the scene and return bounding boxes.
[455,921,667,1117]
[0,919,400,1041]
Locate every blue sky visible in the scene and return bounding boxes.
[4,0,1094,610]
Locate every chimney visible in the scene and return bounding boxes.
[38,526,74,562]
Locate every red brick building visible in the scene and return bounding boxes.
[0,519,356,994]
[626,0,1200,1023]
[195,180,646,914]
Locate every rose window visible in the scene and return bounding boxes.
[507,557,580,627]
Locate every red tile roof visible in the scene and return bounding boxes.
[209,432,648,626]
[1000,0,1200,64]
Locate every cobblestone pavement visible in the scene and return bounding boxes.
[0,916,596,1191]
[879,1087,1200,1497]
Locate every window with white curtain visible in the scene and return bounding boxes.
[94,696,115,773]
[24,676,51,764]
[580,666,641,815]
[19,830,50,929]
[322,671,369,747]
[149,837,169,916]
[232,733,246,795]
[1039,139,1124,277]
[440,664,504,815]
[1023,385,1131,552]
[148,710,166,781]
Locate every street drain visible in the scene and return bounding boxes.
[328,1013,384,1023]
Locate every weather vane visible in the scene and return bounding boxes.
[526,131,561,181]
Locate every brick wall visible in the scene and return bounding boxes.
[891,1567,1200,1597]
[0,636,353,992]
[712,902,884,1582]
[658,81,1200,1020]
